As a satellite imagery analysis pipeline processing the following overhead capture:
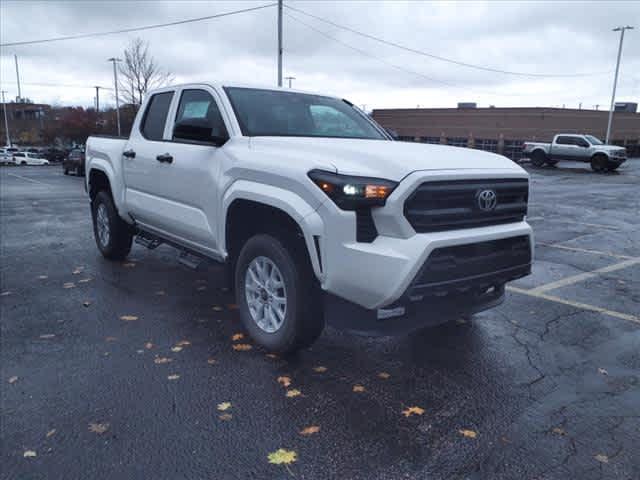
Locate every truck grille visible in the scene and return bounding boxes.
[404,178,528,233]
[412,235,531,292]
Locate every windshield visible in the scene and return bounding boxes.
[585,135,603,145]
[224,87,387,140]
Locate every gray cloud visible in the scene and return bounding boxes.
[1,0,638,109]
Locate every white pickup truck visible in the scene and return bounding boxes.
[523,133,627,172]
[85,83,533,352]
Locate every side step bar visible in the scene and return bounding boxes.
[134,229,214,271]
[135,231,162,249]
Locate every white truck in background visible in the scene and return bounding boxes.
[85,83,533,352]
[523,133,627,172]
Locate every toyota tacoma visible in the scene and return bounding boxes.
[85,83,533,352]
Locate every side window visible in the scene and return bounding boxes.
[556,136,570,145]
[576,138,589,147]
[173,89,228,142]
[141,91,174,141]
[15,153,24,157]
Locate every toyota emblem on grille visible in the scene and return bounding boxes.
[477,189,497,211]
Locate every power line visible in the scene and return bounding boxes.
[285,4,611,79]
[1,3,277,47]
[285,12,580,99]
[0,81,112,90]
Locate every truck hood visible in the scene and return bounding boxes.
[596,144,626,153]
[249,137,523,181]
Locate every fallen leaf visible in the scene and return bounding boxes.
[8,376,18,384]
[219,413,233,421]
[299,425,320,436]
[552,427,566,436]
[154,357,172,364]
[122,262,136,268]
[144,342,153,349]
[598,367,608,376]
[286,389,301,398]
[167,374,180,380]
[171,346,183,353]
[63,282,75,289]
[353,384,365,393]
[46,429,56,438]
[207,358,217,365]
[277,376,292,388]
[155,290,166,296]
[83,301,91,307]
[402,406,425,417]
[268,448,297,465]
[217,402,232,411]
[78,278,92,284]
[312,366,327,373]
[72,267,83,275]
[594,454,609,463]
[227,304,239,310]
[212,305,223,311]
[232,344,252,351]
[197,286,207,291]
[378,372,391,379]
[120,315,138,321]
[88,422,109,434]
[37,275,48,280]
[175,340,191,347]
[23,450,37,458]
[265,353,279,359]
[105,336,117,342]
[232,333,244,341]
[39,334,55,339]
[459,429,478,439]
[104,352,111,356]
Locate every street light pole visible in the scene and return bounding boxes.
[285,76,295,88]
[605,26,634,144]
[1,90,12,147]
[94,86,101,112]
[108,58,122,136]
[277,0,283,87]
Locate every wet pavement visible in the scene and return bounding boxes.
[1,161,639,480]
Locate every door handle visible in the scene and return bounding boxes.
[123,149,136,159]
[156,153,173,164]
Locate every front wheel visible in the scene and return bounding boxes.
[590,154,608,173]
[91,191,133,260]
[235,234,324,353]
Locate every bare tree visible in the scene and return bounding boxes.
[118,38,172,107]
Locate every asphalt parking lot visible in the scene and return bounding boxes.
[1,161,639,480]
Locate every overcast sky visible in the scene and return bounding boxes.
[1,1,638,110]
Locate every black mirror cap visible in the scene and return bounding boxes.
[173,119,229,146]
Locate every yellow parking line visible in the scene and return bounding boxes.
[507,286,640,324]
[529,258,640,294]
[537,242,634,260]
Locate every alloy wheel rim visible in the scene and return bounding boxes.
[245,256,287,333]
[96,204,110,247]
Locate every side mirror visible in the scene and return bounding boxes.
[173,118,228,146]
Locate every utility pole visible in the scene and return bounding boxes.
[108,58,122,136]
[14,54,22,102]
[1,90,11,147]
[277,0,283,87]
[94,86,101,112]
[285,76,295,88]
[606,25,634,143]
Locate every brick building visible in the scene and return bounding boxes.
[371,107,640,159]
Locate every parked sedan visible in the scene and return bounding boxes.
[63,149,85,176]
[13,152,50,166]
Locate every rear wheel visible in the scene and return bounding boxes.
[91,191,133,260]
[590,154,608,173]
[235,234,324,353]
[531,150,547,167]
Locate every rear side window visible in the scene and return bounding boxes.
[556,136,571,145]
[141,91,174,141]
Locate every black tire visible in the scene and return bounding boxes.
[609,163,620,171]
[531,150,547,167]
[546,159,558,167]
[20,161,27,166]
[63,168,69,175]
[235,234,324,353]
[91,190,133,260]
[590,154,607,173]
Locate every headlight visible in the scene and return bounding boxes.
[308,169,397,210]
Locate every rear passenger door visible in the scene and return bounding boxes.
[553,136,574,160]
